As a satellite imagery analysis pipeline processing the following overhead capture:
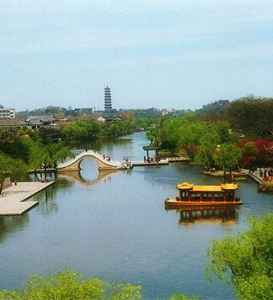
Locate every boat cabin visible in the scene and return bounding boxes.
[177,182,238,202]
[165,182,243,208]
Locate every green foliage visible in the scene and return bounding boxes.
[194,128,220,167]
[0,152,28,193]
[0,270,142,300]
[61,119,136,141]
[212,143,242,174]
[61,120,100,141]
[227,96,273,138]
[207,214,273,300]
[26,140,73,171]
[0,270,202,300]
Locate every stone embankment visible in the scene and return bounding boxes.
[203,170,248,181]
[204,168,273,193]
[247,169,273,192]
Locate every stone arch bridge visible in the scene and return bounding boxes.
[57,150,131,172]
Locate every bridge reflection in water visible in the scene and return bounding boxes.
[167,206,239,226]
[57,169,123,186]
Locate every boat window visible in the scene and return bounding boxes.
[226,192,234,201]
[202,193,212,200]
[191,193,201,200]
[214,193,224,200]
[181,192,188,199]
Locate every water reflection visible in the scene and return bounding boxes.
[57,169,122,186]
[167,206,239,226]
[30,176,74,216]
[0,215,29,243]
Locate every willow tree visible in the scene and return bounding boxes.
[0,270,142,300]
[194,128,221,168]
[27,141,74,179]
[0,152,28,194]
[0,270,200,300]
[207,214,273,300]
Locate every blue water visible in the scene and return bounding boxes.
[0,132,272,299]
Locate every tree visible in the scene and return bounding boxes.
[61,120,100,141]
[174,117,208,158]
[0,270,200,300]
[0,153,28,194]
[195,128,221,168]
[238,141,258,167]
[0,270,141,300]
[227,96,273,138]
[212,143,242,177]
[27,141,74,178]
[206,214,273,300]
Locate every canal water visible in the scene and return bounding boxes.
[1,131,273,299]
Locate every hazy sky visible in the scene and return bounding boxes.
[1,0,272,112]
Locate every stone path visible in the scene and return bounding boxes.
[0,181,55,216]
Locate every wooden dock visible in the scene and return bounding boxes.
[132,159,169,167]
[132,157,190,167]
[0,181,55,216]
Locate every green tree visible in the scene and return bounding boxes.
[61,120,100,141]
[195,128,221,168]
[227,96,273,138]
[0,153,28,194]
[0,270,141,300]
[207,214,273,300]
[212,143,242,177]
[173,117,207,158]
[0,270,200,300]
[27,141,73,178]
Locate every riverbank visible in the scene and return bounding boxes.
[203,168,273,193]
[0,181,54,216]
[203,169,248,181]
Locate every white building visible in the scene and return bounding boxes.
[0,105,15,118]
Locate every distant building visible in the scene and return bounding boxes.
[219,100,230,105]
[104,86,117,113]
[97,116,106,122]
[161,108,168,116]
[25,114,56,129]
[0,105,15,119]
[75,108,93,114]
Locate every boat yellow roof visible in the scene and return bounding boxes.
[176,182,195,190]
[176,182,238,192]
[220,183,238,190]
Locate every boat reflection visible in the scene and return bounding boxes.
[166,205,239,226]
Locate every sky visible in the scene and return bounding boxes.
[0,0,273,112]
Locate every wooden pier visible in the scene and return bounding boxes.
[132,157,190,167]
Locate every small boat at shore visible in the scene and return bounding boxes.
[165,182,243,208]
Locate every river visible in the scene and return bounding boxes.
[0,131,273,299]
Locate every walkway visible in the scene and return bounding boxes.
[0,181,54,216]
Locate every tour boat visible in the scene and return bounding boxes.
[165,182,243,208]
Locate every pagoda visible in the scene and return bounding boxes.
[104,86,112,112]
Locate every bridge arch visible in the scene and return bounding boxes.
[57,150,129,172]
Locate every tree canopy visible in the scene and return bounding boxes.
[0,152,28,193]
[207,214,273,300]
[0,270,199,300]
